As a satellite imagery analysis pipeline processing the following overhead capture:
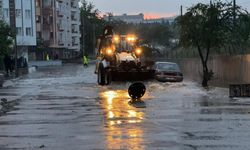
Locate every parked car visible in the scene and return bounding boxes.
[154,62,183,82]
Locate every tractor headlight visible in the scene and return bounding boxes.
[113,36,120,43]
[135,48,142,55]
[126,35,136,42]
[106,49,113,55]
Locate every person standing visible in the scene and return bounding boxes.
[3,54,11,76]
[82,55,89,67]
[46,53,50,61]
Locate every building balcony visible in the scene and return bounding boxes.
[57,11,64,17]
[57,24,64,31]
[71,15,78,21]
[71,2,77,9]
[71,29,78,34]
[58,40,64,46]
[72,43,79,46]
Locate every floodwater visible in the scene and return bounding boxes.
[0,64,250,150]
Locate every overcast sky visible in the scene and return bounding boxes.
[87,0,250,19]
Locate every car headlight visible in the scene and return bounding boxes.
[135,48,142,55]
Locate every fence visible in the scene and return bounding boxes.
[175,54,250,87]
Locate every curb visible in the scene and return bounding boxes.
[0,74,4,87]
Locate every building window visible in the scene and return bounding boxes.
[36,0,41,7]
[25,10,31,19]
[3,9,9,18]
[36,15,41,23]
[26,27,32,36]
[50,32,53,39]
[15,9,22,18]
[16,27,22,35]
[49,16,53,23]
[43,0,52,7]
[37,32,41,38]
[58,33,63,44]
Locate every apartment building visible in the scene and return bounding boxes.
[35,0,81,60]
[0,0,37,61]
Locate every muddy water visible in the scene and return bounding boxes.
[0,64,250,149]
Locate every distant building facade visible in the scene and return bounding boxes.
[0,0,37,61]
[104,13,144,24]
[143,17,175,24]
[104,13,176,25]
[34,0,81,60]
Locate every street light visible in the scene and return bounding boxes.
[9,0,18,77]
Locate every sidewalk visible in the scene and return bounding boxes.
[29,60,62,67]
[0,72,18,113]
[0,71,16,87]
[0,67,36,87]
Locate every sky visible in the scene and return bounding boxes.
[87,0,250,19]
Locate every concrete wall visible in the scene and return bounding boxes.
[177,54,250,86]
[29,60,62,67]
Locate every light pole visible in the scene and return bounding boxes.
[9,0,18,77]
[81,15,85,57]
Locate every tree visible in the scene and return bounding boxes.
[110,21,173,49]
[36,38,46,51]
[80,0,106,55]
[138,24,173,48]
[0,20,14,56]
[176,0,248,87]
[234,14,250,54]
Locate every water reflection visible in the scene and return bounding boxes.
[100,90,145,150]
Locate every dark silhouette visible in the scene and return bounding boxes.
[3,54,12,76]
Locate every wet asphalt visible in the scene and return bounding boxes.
[0,64,250,150]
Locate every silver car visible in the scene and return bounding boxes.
[154,62,183,82]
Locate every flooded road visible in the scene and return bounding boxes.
[0,64,250,149]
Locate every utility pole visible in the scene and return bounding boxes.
[93,24,96,57]
[233,0,236,25]
[81,15,85,56]
[9,0,18,77]
[180,5,183,16]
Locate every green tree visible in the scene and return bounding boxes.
[110,21,173,51]
[80,0,106,55]
[176,0,247,87]
[138,24,173,48]
[36,38,46,51]
[0,20,14,56]
[234,14,250,54]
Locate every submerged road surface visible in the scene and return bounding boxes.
[0,64,250,150]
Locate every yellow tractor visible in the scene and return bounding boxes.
[95,26,154,85]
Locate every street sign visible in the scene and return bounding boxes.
[229,84,250,98]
